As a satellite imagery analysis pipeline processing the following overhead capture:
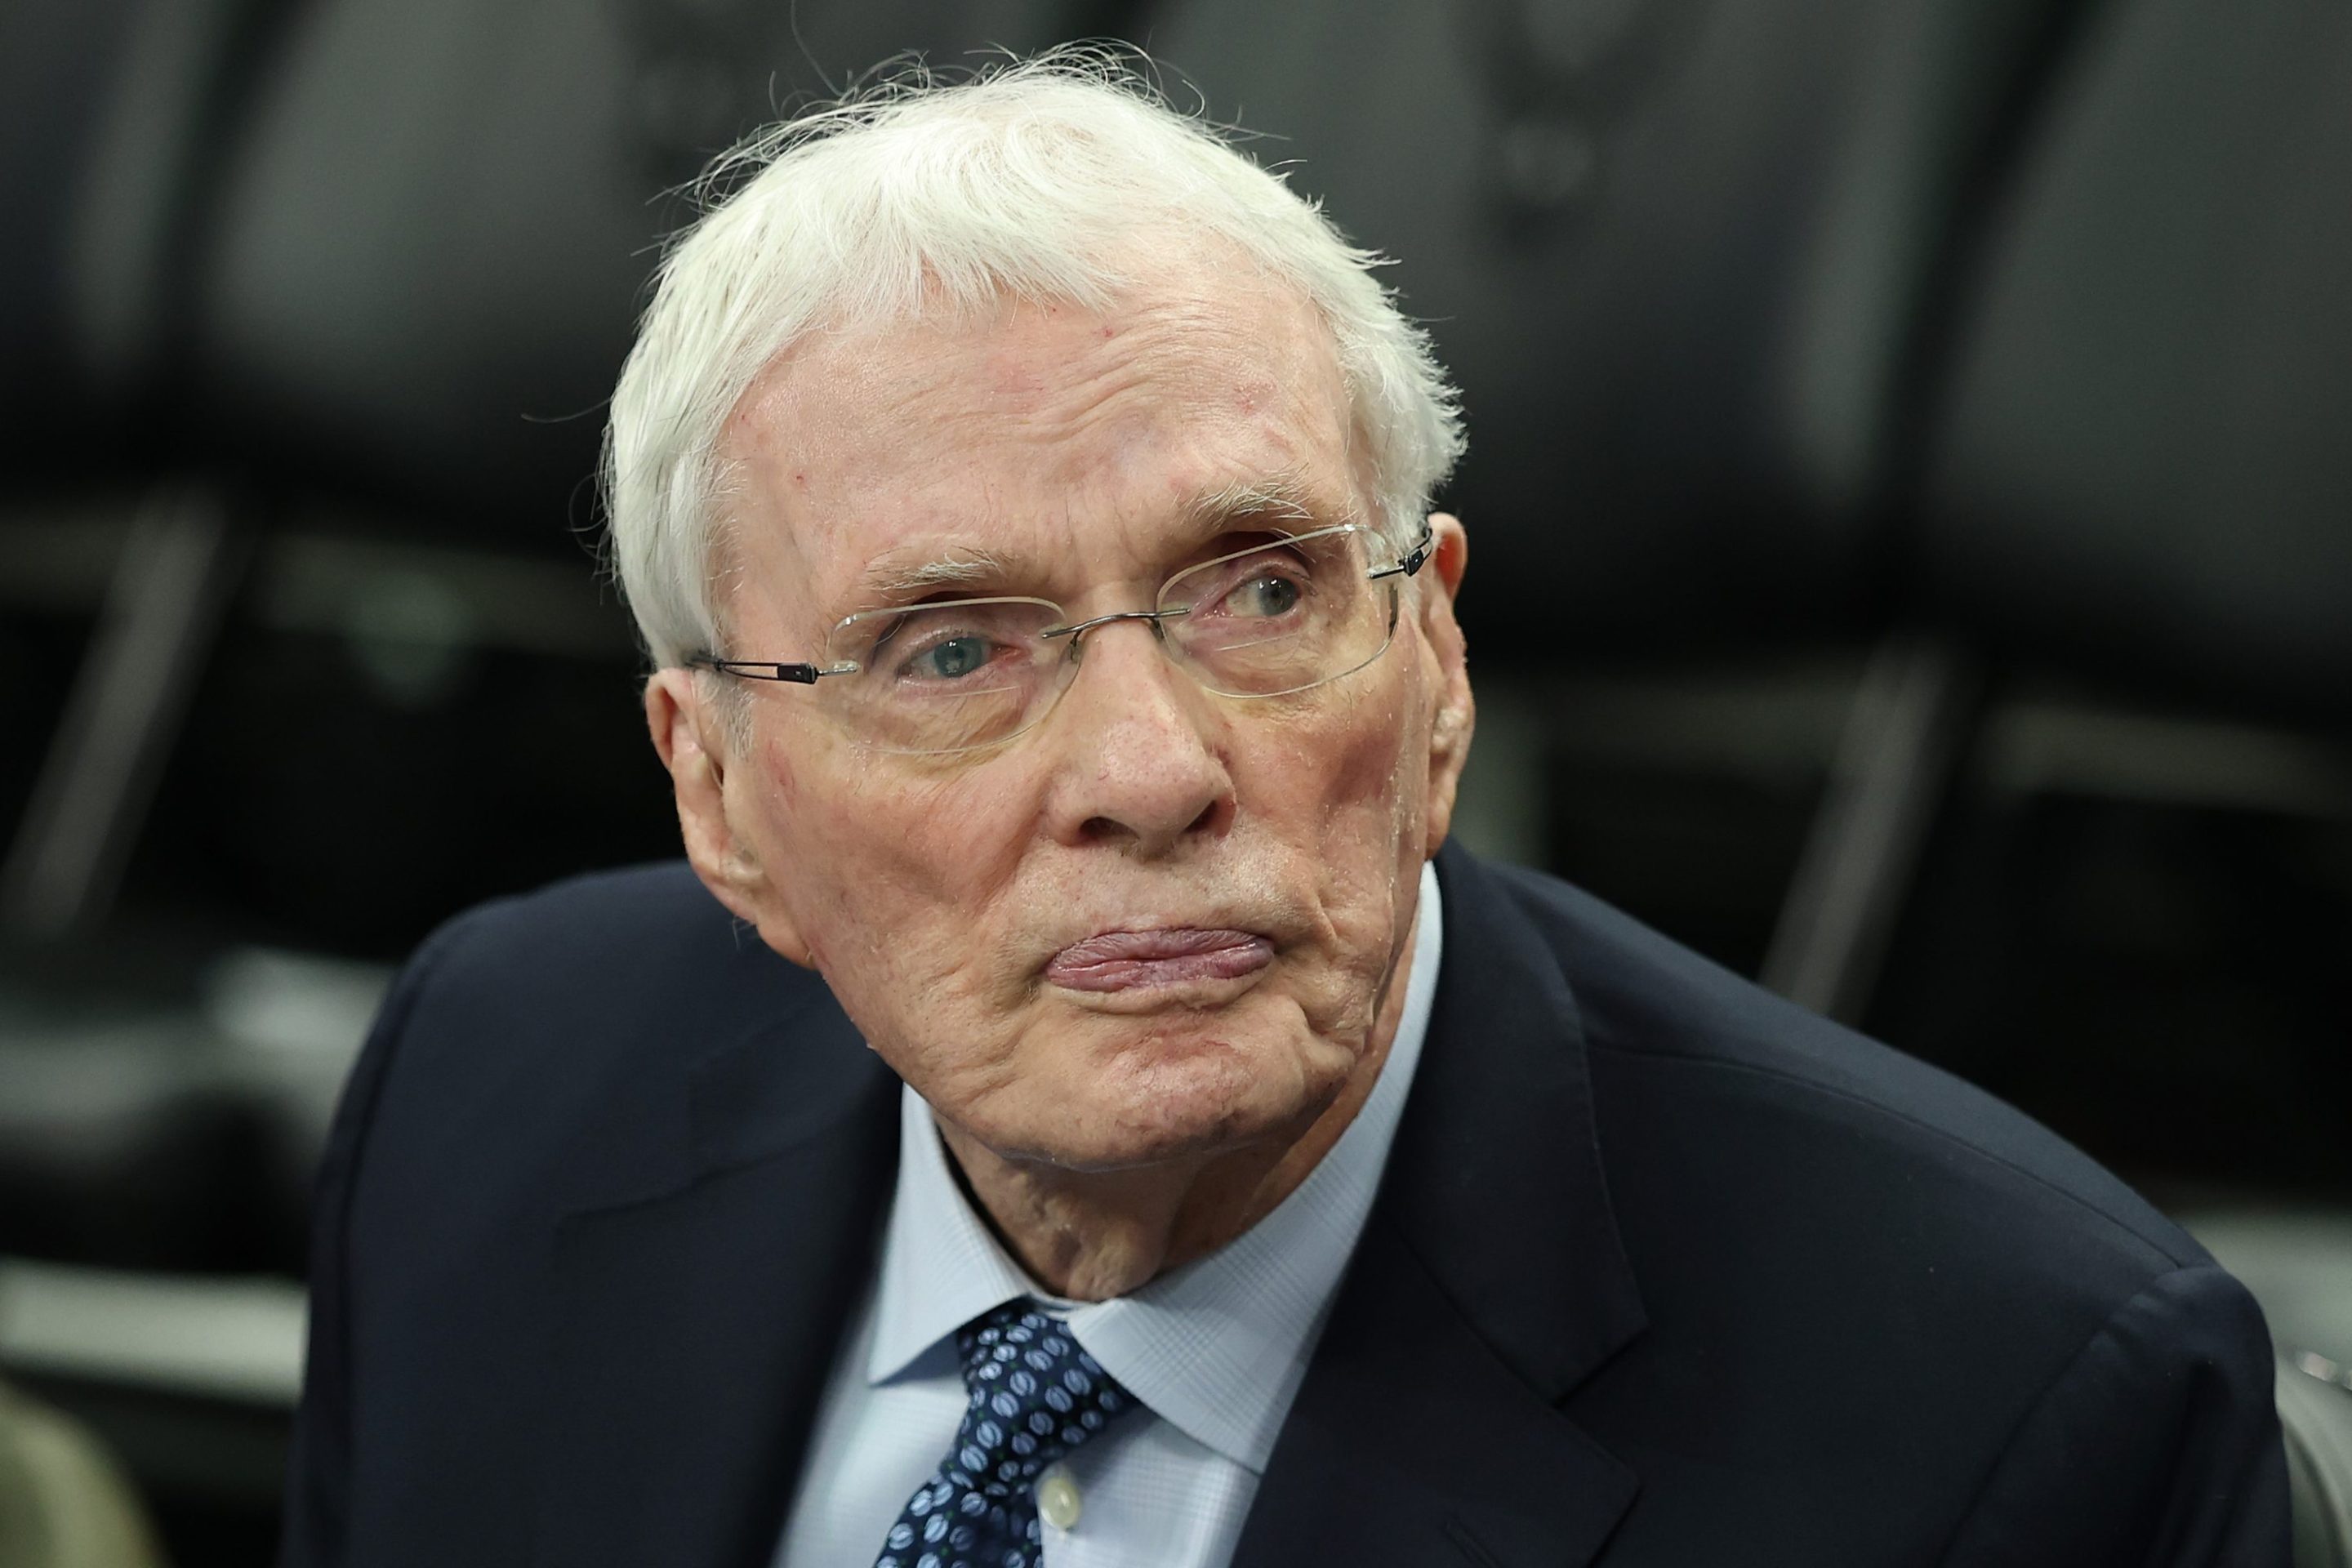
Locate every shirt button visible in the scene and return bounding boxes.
[1036,1464,1081,1530]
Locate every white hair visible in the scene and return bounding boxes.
[602,49,1464,670]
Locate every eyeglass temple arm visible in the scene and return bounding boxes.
[1368,525,1437,581]
[687,657,824,684]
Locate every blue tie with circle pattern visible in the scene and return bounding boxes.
[872,1298,1138,1568]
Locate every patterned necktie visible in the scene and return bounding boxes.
[873,1298,1138,1568]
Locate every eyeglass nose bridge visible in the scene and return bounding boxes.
[1040,604,1191,658]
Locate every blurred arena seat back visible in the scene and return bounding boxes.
[1916,0,2352,724]
[183,0,1136,546]
[0,0,287,483]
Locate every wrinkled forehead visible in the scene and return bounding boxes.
[715,263,1365,630]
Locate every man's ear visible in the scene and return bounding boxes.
[643,669,816,967]
[1414,512,1475,853]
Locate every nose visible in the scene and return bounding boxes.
[1043,617,1233,856]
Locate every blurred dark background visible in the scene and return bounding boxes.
[2,0,2348,1561]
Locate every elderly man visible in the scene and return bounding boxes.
[282,57,2287,1568]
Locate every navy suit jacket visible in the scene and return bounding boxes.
[282,843,2289,1566]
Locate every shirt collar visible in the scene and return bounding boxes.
[866,860,1445,1473]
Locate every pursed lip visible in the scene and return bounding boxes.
[1043,927,1276,993]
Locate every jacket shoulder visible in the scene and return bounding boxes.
[1436,858,2287,1559]
[1475,857,2208,1281]
[339,862,844,1222]
[1458,859,2285,1562]
[400,862,830,1068]
[419,860,777,1000]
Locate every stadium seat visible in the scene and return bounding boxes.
[0,0,290,939]
[1916,0,2352,724]
[0,0,262,477]
[1762,0,2351,1020]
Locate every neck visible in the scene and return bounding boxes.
[937,902,1420,1302]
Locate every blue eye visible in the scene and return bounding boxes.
[911,635,991,679]
[1227,573,1303,618]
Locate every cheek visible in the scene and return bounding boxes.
[1300,674,1428,871]
[1247,674,1431,1005]
[751,735,1032,978]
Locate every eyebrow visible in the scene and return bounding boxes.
[838,470,1356,614]
[849,546,1024,609]
[1178,471,1351,534]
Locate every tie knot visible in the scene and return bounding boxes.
[953,1299,1132,1471]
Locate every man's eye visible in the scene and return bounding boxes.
[905,635,996,680]
[1222,572,1304,619]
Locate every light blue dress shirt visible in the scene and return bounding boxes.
[776,862,1443,1568]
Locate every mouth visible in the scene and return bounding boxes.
[1043,927,1276,994]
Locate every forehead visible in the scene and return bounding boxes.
[720,265,1360,621]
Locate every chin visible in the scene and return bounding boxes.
[1040,1026,1350,1172]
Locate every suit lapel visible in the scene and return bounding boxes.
[1235,844,1650,1566]
[534,987,899,1568]
[1233,1217,1640,1567]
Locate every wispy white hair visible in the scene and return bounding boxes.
[603,49,1464,669]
